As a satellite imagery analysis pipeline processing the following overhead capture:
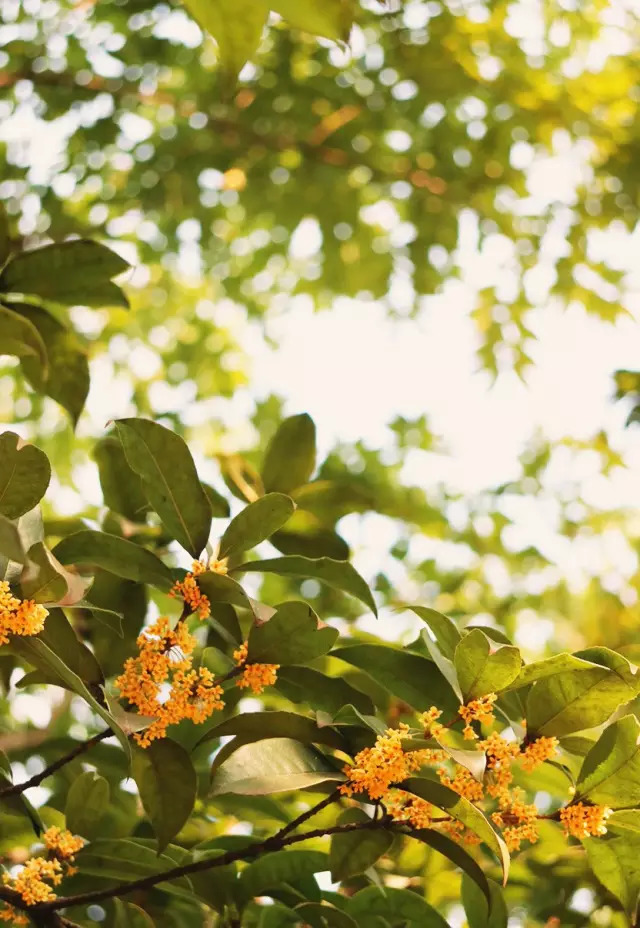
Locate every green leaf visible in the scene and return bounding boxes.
[0,751,42,834]
[526,649,639,737]
[346,886,449,928]
[93,437,149,522]
[20,541,90,606]
[114,418,211,557]
[202,482,230,518]
[210,737,344,795]
[0,239,129,306]
[294,903,357,928]
[8,635,129,758]
[197,709,346,751]
[196,569,254,612]
[329,808,393,880]
[411,829,491,906]
[114,900,156,928]
[403,777,509,882]
[10,303,89,424]
[71,838,193,899]
[506,652,606,690]
[399,605,461,661]
[0,303,47,369]
[219,454,265,502]
[0,432,51,519]
[332,644,459,715]
[0,513,25,563]
[584,831,640,918]
[65,770,109,840]
[239,849,328,900]
[454,629,521,700]
[52,531,174,591]
[262,414,317,494]
[271,0,356,41]
[272,525,349,561]
[232,555,377,617]
[461,873,508,928]
[131,738,197,853]
[182,0,269,80]
[276,666,375,716]
[36,607,103,685]
[576,715,640,808]
[247,600,338,664]
[219,493,295,559]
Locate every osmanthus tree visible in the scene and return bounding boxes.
[0,409,640,928]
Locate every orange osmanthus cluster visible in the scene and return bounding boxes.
[339,695,612,854]
[1,827,83,916]
[233,641,280,694]
[115,616,224,747]
[0,581,48,647]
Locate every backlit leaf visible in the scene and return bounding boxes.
[262,414,317,494]
[0,432,51,520]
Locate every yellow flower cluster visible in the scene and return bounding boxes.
[458,694,497,740]
[438,765,485,803]
[520,735,559,772]
[559,802,613,839]
[0,906,28,925]
[480,731,520,799]
[42,826,84,861]
[0,581,48,646]
[340,724,433,800]
[3,857,62,905]
[233,641,280,695]
[115,616,224,747]
[386,790,434,829]
[418,706,445,740]
[170,560,211,620]
[492,787,540,851]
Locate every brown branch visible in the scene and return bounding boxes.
[0,729,113,800]
[38,818,393,912]
[274,788,342,841]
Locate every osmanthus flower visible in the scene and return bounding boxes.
[0,905,29,924]
[458,694,498,740]
[0,581,48,646]
[2,857,63,905]
[233,641,279,695]
[479,731,520,799]
[438,764,485,803]
[386,789,434,829]
[340,724,434,801]
[520,735,558,772]
[170,555,229,620]
[559,802,613,839]
[492,787,540,852]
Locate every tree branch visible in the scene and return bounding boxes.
[38,818,393,912]
[274,788,342,841]
[0,729,113,800]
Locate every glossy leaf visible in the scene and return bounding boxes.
[247,600,338,664]
[332,644,459,714]
[401,604,462,661]
[71,838,193,898]
[346,886,449,928]
[210,737,344,795]
[65,770,109,839]
[232,555,377,616]
[0,432,51,520]
[403,777,509,882]
[239,849,328,900]
[52,531,174,591]
[585,831,640,917]
[131,738,197,853]
[198,709,346,750]
[329,808,393,881]
[0,239,129,306]
[219,492,295,559]
[454,629,521,700]
[196,569,254,611]
[275,665,375,716]
[115,418,211,557]
[262,414,317,494]
[576,714,640,808]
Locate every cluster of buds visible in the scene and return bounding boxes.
[1,827,84,915]
[0,581,48,647]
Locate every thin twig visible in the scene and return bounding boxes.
[274,788,341,841]
[0,729,113,800]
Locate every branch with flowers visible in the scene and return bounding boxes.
[2,417,640,926]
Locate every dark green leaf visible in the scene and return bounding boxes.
[210,737,344,795]
[36,607,103,685]
[576,715,640,808]
[0,513,25,563]
[131,738,197,853]
[461,873,508,928]
[272,526,350,561]
[202,482,231,518]
[232,555,377,617]
[197,709,346,750]
[0,303,47,369]
[346,886,449,928]
[114,418,211,557]
[0,432,51,519]
[454,629,521,700]
[219,493,295,559]
[412,830,491,906]
[403,778,509,881]
[93,437,149,522]
[401,605,461,660]
[239,849,328,900]
[65,770,109,839]
[52,531,173,591]
[20,542,90,606]
[262,414,317,494]
[196,569,254,611]
[332,644,459,715]
[329,808,393,880]
[276,666,375,716]
[294,903,358,928]
[71,838,193,898]
[0,239,129,306]
[114,900,156,927]
[10,303,89,424]
[247,600,338,664]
